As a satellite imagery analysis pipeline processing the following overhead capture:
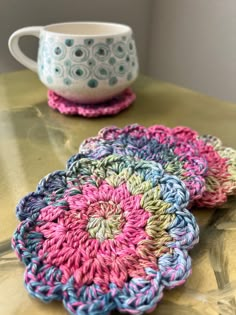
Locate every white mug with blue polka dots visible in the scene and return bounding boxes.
[9,22,139,103]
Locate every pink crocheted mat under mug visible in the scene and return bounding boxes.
[47,88,136,117]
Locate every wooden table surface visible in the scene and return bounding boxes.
[0,70,236,315]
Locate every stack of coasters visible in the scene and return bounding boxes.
[147,125,236,207]
[74,124,236,208]
[13,124,236,314]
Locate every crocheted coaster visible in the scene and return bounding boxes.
[200,134,236,196]
[68,124,207,204]
[13,155,199,315]
[47,88,136,117]
[149,126,235,208]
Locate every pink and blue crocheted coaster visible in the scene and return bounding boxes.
[68,124,208,204]
[12,155,199,315]
[71,124,236,208]
[47,88,135,117]
[162,126,236,207]
[200,134,236,196]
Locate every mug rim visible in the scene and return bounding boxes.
[43,21,132,37]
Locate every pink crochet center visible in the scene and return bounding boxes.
[35,181,158,292]
[47,88,136,117]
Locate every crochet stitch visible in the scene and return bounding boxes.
[165,127,235,207]
[68,124,207,204]
[13,155,199,315]
[72,124,235,208]
[47,88,135,117]
[200,134,236,195]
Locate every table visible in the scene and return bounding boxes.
[0,70,236,315]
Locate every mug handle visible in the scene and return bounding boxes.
[8,26,43,73]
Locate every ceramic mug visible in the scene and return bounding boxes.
[8,22,139,103]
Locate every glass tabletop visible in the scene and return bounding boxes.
[0,70,236,315]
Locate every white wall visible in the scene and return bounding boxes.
[0,0,152,73]
[148,0,236,102]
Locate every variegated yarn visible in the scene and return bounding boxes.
[12,155,199,315]
[68,124,207,204]
[71,124,236,208]
[200,134,236,195]
[167,126,236,207]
